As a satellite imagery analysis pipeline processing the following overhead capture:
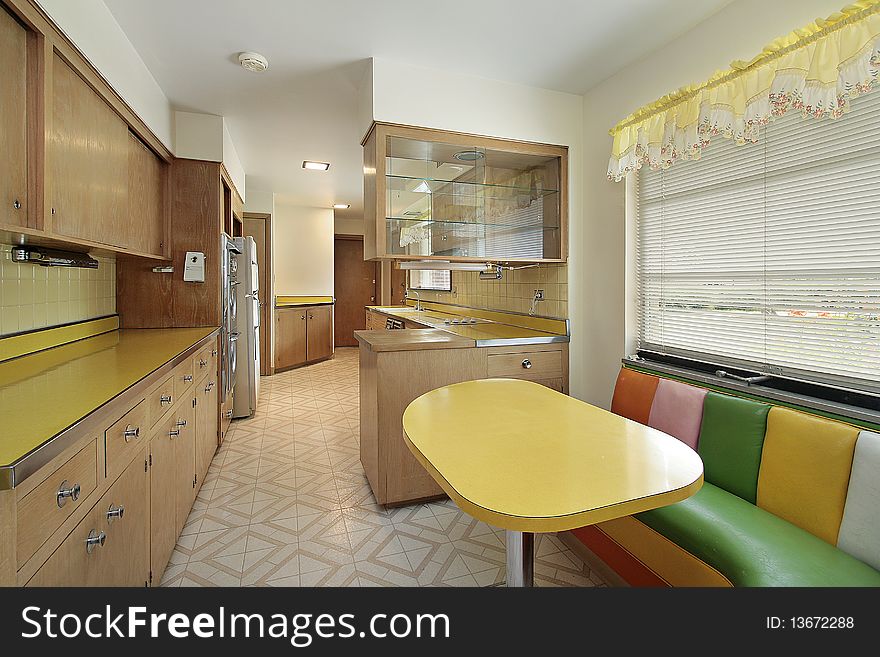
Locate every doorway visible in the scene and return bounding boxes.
[243,212,273,376]
[334,235,377,347]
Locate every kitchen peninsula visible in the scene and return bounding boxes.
[355,303,569,506]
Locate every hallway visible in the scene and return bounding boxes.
[160,348,604,587]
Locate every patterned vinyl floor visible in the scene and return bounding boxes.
[160,347,607,587]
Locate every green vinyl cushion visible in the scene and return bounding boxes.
[636,483,880,587]
[697,392,770,503]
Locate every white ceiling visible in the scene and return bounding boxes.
[103,0,733,219]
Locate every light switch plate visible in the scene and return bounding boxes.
[183,251,206,282]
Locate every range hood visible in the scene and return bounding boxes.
[11,246,99,269]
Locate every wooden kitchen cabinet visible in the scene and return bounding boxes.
[126,131,167,256]
[275,307,307,370]
[306,305,333,362]
[196,377,219,487]
[28,447,149,587]
[0,5,29,229]
[50,52,129,247]
[275,305,335,371]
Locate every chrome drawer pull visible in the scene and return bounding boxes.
[522,359,532,369]
[176,419,187,427]
[85,529,106,554]
[183,375,193,382]
[225,410,234,419]
[200,359,208,368]
[160,394,173,405]
[205,381,215,392]
[56,480,81,508]
[169,429,181,438]
[123,425,140,442]
[106,504,125,523]
[211,349,217,357]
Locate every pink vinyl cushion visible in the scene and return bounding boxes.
[647,379,708,450]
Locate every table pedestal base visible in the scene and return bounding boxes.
[505,530,535,587]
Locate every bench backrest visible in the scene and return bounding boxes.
[610,367,878,567]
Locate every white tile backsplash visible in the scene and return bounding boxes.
[0,244,116,336]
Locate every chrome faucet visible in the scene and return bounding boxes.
[407,289,422,311]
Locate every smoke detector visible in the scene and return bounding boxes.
[238,51,269,73]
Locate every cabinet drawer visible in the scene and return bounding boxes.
[16,441,98,566]
[28,446,149,587]
[147,374,176,427]
[192,343,217,382]
[486,350,563,381]
[105,399,148,480]
[172,358,195,401]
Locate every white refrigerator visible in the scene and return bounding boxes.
[232,236,260,418]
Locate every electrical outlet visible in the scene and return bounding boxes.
[534,289,544,301]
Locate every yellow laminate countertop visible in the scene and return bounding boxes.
[366,306,566,345]
[0,327,217,469]
[402,379,704,532]
[354,328,474,352]
[276,295,334,308]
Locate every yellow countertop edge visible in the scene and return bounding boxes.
[0,316,120,364]
[276,295,334,307]
[408,300,569,336]
[401,398,704,533]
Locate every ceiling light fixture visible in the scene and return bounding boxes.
[303,161,330,171]
[454,150,485,162]
[333,204,350,209]
[238,51,269,72]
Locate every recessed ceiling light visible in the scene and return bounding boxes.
[303,160,330,171]
[238,51,269,72]
[454,150,484,162]
[333,204,350,209]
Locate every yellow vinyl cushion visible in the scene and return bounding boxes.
[757,407,859,545]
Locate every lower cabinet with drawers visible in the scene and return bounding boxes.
[358,339,568,506]
[2,333,221,587]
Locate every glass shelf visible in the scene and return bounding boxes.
[385,174,559,197]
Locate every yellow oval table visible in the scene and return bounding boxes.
[402,379,704,587]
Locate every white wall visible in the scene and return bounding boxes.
[273,200,335,296]
[222,121,246,200]
[579,0,845,408]
[334,217,364,236]
[37,0,173,149]
[174,112,246,199]
[369,58,587,397]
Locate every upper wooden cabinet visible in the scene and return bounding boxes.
[0,6,29,228]
[50,53,130,248]
[362,123,568,263]
[0,0,172,259]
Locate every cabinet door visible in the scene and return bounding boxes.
[275,308,307,369]
[172,399,196,537]
[0,7,28,228]
[306,305,333,361]
[127,132,166,255]
[196,378,219,487]
[50,53,128,247]
[27,448,149,587]
[149,422,177,583]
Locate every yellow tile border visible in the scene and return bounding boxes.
[0,316,120,364]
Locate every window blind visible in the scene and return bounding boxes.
[409,269,451,291]
[637,91,880,393]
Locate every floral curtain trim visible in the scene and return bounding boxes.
[607,0,880,182]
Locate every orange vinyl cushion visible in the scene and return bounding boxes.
[610,369,659,425]
[756,407,859,545]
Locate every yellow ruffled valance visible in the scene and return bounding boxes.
[607,0,880,181]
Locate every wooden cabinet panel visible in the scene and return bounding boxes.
[28,448,149,587]
[0,6,28,228]
[16,441,97,566]
[105,399,148,481]
[275,307,307,370]
[307,305,333,361]
[50,53,129,247]
[149,416,177,583]
[126,131,166,255]
[172,357,195,403]
[147,374,175,427]
[486,349,563,381]
[196,377,219,487]
[172,399,196,537]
